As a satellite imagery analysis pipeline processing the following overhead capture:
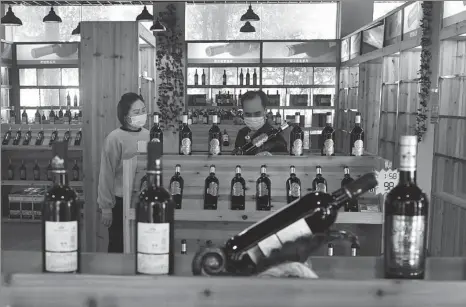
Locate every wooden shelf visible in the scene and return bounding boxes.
[20,106,82,110]
[2,145,83,151]
[1,180,83,187]
[2,218,40,224]
[187,85,334,89]
[1,124,82,129]
[19,86,80,89]
[187,105,334,110]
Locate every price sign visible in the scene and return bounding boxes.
[373,168,399,195]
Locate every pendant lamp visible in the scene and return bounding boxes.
[43,7,62,23]
[71,23,80,35]
[1,6,22,26]
[240,21,255,33]
[240,4,260,22]
[150,19,166,32]
[136,5,153,22]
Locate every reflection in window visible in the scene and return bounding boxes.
[373,1,406,20]
[314,67,336,85]
[186,3,337,40]
[285,67,313,86]
[262,67,284,86]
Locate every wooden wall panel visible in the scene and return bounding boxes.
[139,46,157,127]
[81,21,139,252]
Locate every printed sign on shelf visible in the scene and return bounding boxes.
[373,168,400,195]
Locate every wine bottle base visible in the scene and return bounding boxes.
[256,207,271,211]
[204,206,217,210]
[384,270,425,279]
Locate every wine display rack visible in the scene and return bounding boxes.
[122,154,387,255]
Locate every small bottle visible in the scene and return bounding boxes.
[74,128,82,146]
[181,239,187,255]
[275,111,281,125]
[169,164,184,209]
[327,243,334,256]
[63,129,71,143]
[49,129,59,146]
[194,69,199,85]
[19,160,27,180]
[72,160,80,181]
[289,112,304,156]
[33,160,41,181]
[35,108,41,124]
[201,69,206,85]
[342,166,358,212]
[252,69,257,85]
[36,129,45,146]
[321,112,335,156]
[286,165,301,204]
[150,112,163,150]
[21,109,28,124]
[208,115,221,156]
[245,69,250,86]
[231,165,246,210]
[350,112,365,156]
[256,165,271,211]
[23,127,32,145]
[204,165,219,210]
[239,68,244,86]
[46,160,53,181]
[312,166,327,193]
[74,94,78,107]
[222,70,227,86]
[222,129,230,147]
[179,113,192,155]
[12,127,22,145]
[2,126,12,145]
[351,243,358,256]
[67,92,71,106]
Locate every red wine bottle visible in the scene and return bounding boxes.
[194,69,199,85]
[341,166,358,212]
[208,114,222,156]
[245,69,250,85]
[2,126,12,145]
[286,165,301,204]
[12,127,21,145]
[72,160,80,181]
[179,113,192,155]
[241,122,289,155]
[201,69,206,85]
[384,136,428,279]
[169,164,184,209]
[23,127,32,145]
[136,142,175,275]
[252,69,257,86]
[321,112,335,156]
[239,69,244,86]
[74,128,82,146]
[256,165,271,211]
[42,141,80,273]
[150,112,163,149]
[193,173,377,275]
[231,165,246,210]
[222,70,227,86]
[33,160,41,181]
[222,129,230,147]
[290,112,304,156]
[49,128,58,146]
[19,160,27,180]
[312,166,327,192]
[204,165,219,210]
[350,112,364,156]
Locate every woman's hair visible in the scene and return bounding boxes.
[117,92,144,126]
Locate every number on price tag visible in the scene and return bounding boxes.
[373,169,399,195]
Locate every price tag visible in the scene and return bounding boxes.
[373,168,399,195]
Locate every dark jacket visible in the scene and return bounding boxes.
[234,122,288,155]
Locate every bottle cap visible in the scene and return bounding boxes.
[344,173,378,199]
[399,135,417,146]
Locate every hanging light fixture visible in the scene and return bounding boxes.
[136,5,153,22]
[43,6,62,23]
[150,18,166,32]
[71,23,80,35]
[240,4,260,22]
[240,21,255,33]
[1,6,22,26]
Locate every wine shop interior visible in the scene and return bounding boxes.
[1,0,466,305]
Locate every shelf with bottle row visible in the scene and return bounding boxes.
[187,105,335,110]
[12,106,83,110]
[1,180,83,187]
[187,85,335,89]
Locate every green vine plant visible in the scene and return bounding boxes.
[416,1,433,143]
[155,4,185,130]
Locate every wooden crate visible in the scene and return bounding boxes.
[123,154,386,255]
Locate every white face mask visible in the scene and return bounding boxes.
[244,116,265,130]
[128,113,147,128]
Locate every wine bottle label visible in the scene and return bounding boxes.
[232,182,244,196]
[316,183,327,193]
[399,144,417,171]
[181,138,192,155]
[252,133,268,147]
[289,183,301,197]
[222,134,229,142]
[257,182,269,197]
[209,138,221,155]
[323,139,334,156]
[207,182,218,196]
[247,219,313,264]
[351,140,364,156]
[292,139,303,156]
[151,137,161,143]
[45,221,78,272]
[170,181,182,195]
[137,222,170,275]
[386,215,426,270]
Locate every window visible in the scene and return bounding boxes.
[5,5,152,42]
[185,3,337,40]
[373,1,406,20]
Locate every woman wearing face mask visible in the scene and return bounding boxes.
[97,92,150,253]
[233,90,288,156]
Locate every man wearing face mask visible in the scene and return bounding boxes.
[234,90,288,156]
[97,92,150,253]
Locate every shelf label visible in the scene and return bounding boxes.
[373,168,399,195]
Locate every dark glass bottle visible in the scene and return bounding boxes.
[275,112,281,125]
[239,69,244,86]
[286,165,301,204]
[41,111,46,122]
[150,112,163,149]
[136,142,175,275]
[2,126,12,145]
[58,108,64,119]
[194,69,199,85]
[222,70,227,85]
[19,160,27,180]
[12,127,22,145]
[231,165,246,210]
[290,112,304,156]
[72,160,80,181]
[204,165,219,210]
[320,112,335,156]
[179,113,192,155]
[46,160,53,181]
[7,159,14,180]
[42,141,80,273]
[49,128,58,146]
[208,114,222,156]
[67,92,71,106]
[74,128,82,146]
[35,108,41,124]
[23,127,32,145]
[312,166,327,193]
[341,166,358,212]
[21,109,28,124]
[245,69,250,86]
[256,165,271,211]
[241,122,289,155]
[36,129,45,146]
[350,112,365,156]
[169,164,184,209]
[252,69,257,85]
[201,69,206,85]
[384,135,428,279]
[74,94,78,107]
[222,129,230,147]
[206,173,377,275]
[33,160,41,181]
[63,129,71,143]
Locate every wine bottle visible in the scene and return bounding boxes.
[19,160,26,180]
[252,69,257,85]
[201,69,206,85]
[222,70,227,86]
[231,165,246,210]
[203,111,209,124]
[239,69,244,86]
[179,113,192,155]
[49,128,58,146]
[41,111,46,123]
[33,160,41,181]
[21,109,28,124]
[327,243,334,256]
[222,129,230,147]
[256,165,271,211]
[205,42,258,57]
[72,160,80,181]
[150,112,163,149]
[245,69,250,86]
[350,112,365,156]
[204,165,219,210]
[275,112,281,125]
[194,69,199,85]
[74,128,82,146]
[23,127,32,145]
[12,127,22,145]
[58,107,64,119]
[35,129,45,146]
[67,92,71,106]
[35,108,41,124]
[136,142,175,275]
[181,239,187,254]
[46,160,53,181]
[341,166,358,212]
[286,165,301,204]
[384,135,428,279]
[74,94,78,107]
[2,126,12,145]
[312,166,327,193]
[42,141,80,273]
[49,109,55,124]
[208,114,222,156]
[9,106,16,124]
[241,122,289,155]
[169,164,184,209]
[7,159,14,180]
[290,112,304,156]
[193,173,377,275]
[63,129,71,143]
[321,112,335,156]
